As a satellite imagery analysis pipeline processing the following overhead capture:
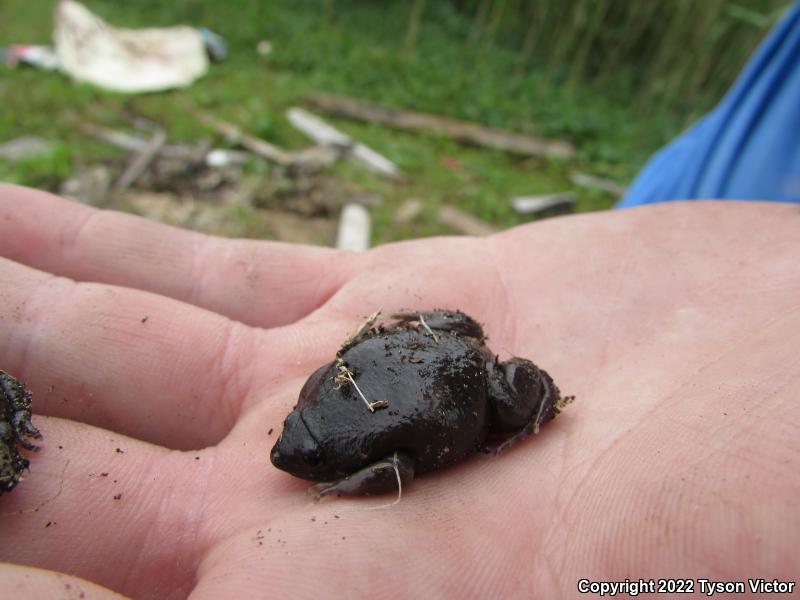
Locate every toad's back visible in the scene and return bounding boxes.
[298,329,491,479]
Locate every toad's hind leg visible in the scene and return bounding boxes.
[309,452,415,499]
[486,359,570,454]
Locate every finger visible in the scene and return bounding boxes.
[0,183,348,328]
[0,256,264,449]
[0,418,207,600]
[0,246,380,450]
[0,563,126,600]
[0,413,317,600]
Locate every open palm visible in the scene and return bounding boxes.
[0,184,797,599]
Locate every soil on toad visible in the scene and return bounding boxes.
[0,370,42,494]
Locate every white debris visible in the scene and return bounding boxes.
[256,40,273,57]
[54,0,209,93]
[2,45,60,70]
[510,193,576,214]
[394,199,423,225]
[570,172,628,197]
[0,136,54,161]
[287,107,401,178]
[205,149,250,168]
[287,107,351,147]
[336,203,371,252]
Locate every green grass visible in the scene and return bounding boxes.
[0,0,773,243]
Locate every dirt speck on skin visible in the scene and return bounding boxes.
[267,428,274,435]
[141,316,149,323]
[113,493,122,500]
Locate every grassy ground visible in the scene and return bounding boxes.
[0,0,765,244]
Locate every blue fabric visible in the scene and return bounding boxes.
[618,1,800,207]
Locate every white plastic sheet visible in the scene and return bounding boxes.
[54,0,209,93]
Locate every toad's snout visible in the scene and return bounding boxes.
[270,410,328,480]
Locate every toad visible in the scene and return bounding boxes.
[270,310,570,497]
[1,370,41,494]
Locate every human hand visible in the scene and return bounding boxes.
[0,184,797,598]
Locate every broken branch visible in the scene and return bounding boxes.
[116,129,166,190]
[305,92,575,159]
[195,111,340,172]
[438,205,498,236]
[287,107,401,177]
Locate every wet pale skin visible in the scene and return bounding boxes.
[3,187,795,598]
[270,310,566,497]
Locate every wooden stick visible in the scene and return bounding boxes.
[80,122,145,152]
[287,107,400,177]
[286,107,351,147]
[196,112,293,165]
[306,92,575,159]
[511,193,576,214]
[570,171,628,197]
[81,122,210,161]
[116,129,166,190]
[196,112,340,171]
[438,205,497,236]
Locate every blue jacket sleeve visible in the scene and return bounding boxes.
[617,1,800,207]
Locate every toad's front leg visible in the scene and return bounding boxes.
[309,452,415,498]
